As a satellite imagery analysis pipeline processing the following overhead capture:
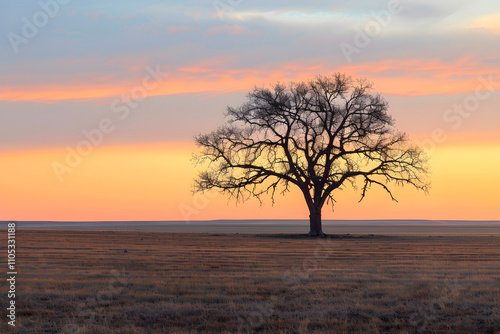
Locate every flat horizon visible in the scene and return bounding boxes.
[4,219,500,235]
[4,219,500,223]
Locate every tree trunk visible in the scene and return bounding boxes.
[308,209,325,237]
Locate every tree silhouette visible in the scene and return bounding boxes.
[194,73,429,236]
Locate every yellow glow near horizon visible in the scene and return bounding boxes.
[0,142,499,221]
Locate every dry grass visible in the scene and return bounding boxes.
[1,229,500,333]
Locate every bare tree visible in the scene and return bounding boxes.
[194,73,429,236]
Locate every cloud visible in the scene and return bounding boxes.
[469,14,500,34]
[338,57,500,95]
[3,54,499,103]
[2,0,500,101]
[224,9,349,25]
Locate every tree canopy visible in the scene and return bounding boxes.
[194,73,429,236]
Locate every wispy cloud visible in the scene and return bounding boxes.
[469,14,500,34]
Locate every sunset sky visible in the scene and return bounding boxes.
[1,0,499,221]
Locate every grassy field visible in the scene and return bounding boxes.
[1,229,499,333]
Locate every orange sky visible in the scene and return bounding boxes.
[1,141,498,221]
